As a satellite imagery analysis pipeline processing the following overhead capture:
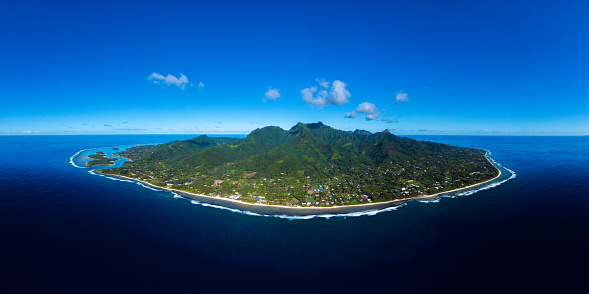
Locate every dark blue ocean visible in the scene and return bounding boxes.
[1,135,588,293]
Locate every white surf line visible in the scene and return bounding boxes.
[88,169,163,191]
[69,143,162,168]
[417,151,516,203]
[70,148,94,168]
[180,195,407,220]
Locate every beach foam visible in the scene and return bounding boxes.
[418,153,516,203]
[176,193,407,220]
[137,183,161,191]
[417,198,441,203]
[88,169,164,192]
[70,148,93,168]
[172,192,185,199]
[69,143,159,169]
[430,172,515,202]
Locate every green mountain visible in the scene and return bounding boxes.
[117,135,239,164]
[102,122,499,206]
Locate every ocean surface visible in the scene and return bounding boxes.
[1,135,588,293]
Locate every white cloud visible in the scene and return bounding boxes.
[301,79,350,108]
[301,86,328,107]
[329,80,351,105]
[345,102,380,120]
[396,91,409,102]
[148,73,190,89]
[381,118,398,123]
[316,78,330,89]
[344,112,358,118]
[264,87,280,101]
[198,81,205,88]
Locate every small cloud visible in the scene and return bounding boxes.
[330,80,351,106]
[198,81,205,88]
[301,79,350,108]
[418,129,428,132]
[316,78,330,89]
[345,102,380,120]
[217,121,223,124]
[301,86,325,107]
[264,87,280,101]
[148,73,190,89]
[215,126,221,129]
[122,121,128,124]
[104,124,112,127]
[113,128,147,131]
[381,118,398,123]
[396,91,409,103]
[473,130,538,134]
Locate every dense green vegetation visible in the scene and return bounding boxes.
[86,151,118,167]
[100,122,499,206]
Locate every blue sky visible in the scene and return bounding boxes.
[1,0,587,135]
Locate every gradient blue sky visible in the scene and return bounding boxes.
[1,0,587,135]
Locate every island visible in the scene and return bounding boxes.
[86,151,118,167]
[99,122,500,207]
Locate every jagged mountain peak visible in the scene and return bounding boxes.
[352,129,372,136]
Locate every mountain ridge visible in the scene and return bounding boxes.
[102,122,499,206]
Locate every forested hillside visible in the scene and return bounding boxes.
[102,122,499,206]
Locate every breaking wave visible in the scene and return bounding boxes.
[69,143,158,169]
[88,170,162,191]
[70,148,92,168]
[182,197,407,220]
[417,151,516,203]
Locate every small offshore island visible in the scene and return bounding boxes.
[86,151,118,167]
[100,122,499,207]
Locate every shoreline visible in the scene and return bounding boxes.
[97,153,503,212]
